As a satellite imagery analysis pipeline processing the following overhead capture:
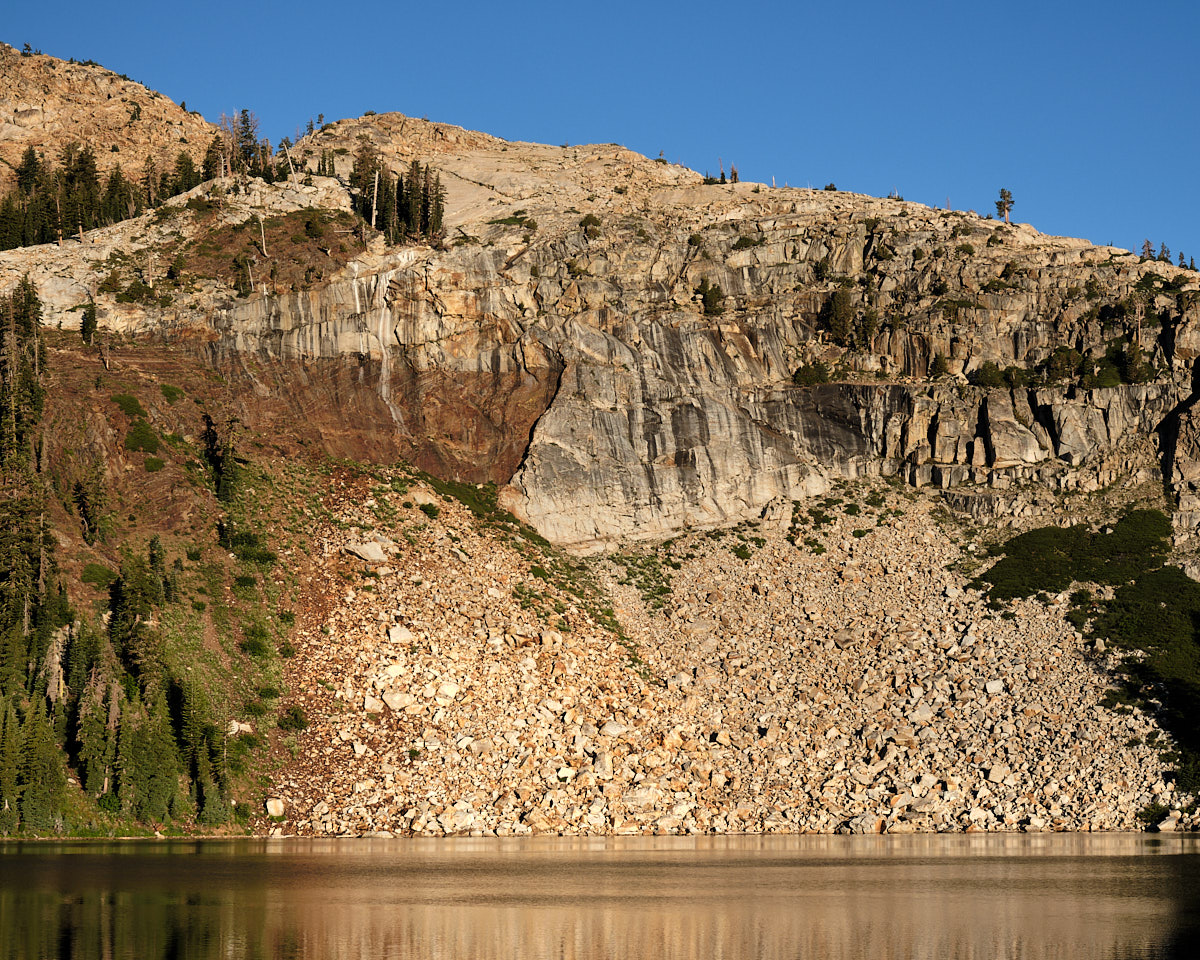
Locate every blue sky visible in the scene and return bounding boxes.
[7,1,1198,259]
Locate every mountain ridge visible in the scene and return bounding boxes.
[0,46,1198,838]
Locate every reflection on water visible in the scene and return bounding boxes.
[1,834,1198,959]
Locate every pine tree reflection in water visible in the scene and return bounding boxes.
[0,835,1197,960]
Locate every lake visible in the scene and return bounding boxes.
[1,834,1196,959]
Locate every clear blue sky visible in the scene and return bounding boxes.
[7,1,1199,259]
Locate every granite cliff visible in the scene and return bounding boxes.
[5,107,1199,551]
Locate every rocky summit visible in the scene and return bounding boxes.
[1,48,1197,838]
[0,42,214,192]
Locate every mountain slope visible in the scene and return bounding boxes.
[0,43,216,192]
[1,49,1199,837]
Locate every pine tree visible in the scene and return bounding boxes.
[428,173,445,236]
[18,697,67,832]
[101,165,137,224]
[0,696,21,832]
[142,157,158,208]
[116,687,177,822]
[177,680,226,823]
[202,135,224,181]
[1,277,46,467]
[15,147,41,195]
[76,671,118,802]
[994,188,1013,224]
[80,301,97,345]
[172,152,198,195]
[236,110,259,173]
[108,557,158,679]
[405,160,422,234]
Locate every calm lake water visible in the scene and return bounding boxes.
[0,834,1197,959]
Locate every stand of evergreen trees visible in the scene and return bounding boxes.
[0,144,205,252]
[0,277,230,833]
[349,143,445,243]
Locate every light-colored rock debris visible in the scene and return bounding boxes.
[260,476,1192,838]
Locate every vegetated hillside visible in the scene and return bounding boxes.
[1,46,1200,837]
[0,295,356,834]
[0,41,216,193]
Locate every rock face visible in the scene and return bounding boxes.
[4,85,1200,548]
[0,42,216,192]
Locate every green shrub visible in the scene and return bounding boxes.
[116,278,156,305]
[81,563,118,589]
[160,384,184,403]
[956,242,975,257]
[419,502,440,519]
[792,361,831,386]
[930,353,951,377]
[967,361,1005,387]
[278,705,308,731]
[732,236,763,250]
[1002,366,1029,388]
[217,523,277,566]
[111,393,147,418]
[697,278,725,316]
[975,509,1170,602]
[240,623,271,658]
[144,456,165,473]
[125,419,160,453]
[688,233,703,247]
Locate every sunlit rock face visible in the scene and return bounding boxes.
[6,100,1200,547]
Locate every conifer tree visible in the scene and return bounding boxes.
[15,147,42,195]
[236,110,259,173]
[18,697,67,832]
[202,134,224,181]
[101,164,137,224]
[80,301,97,345]
[116,687,177,822]
[76,671,118,803]
[1,276,45,466]
[172,152,199,194]
[108,557,158,679]
[0,697,21,832]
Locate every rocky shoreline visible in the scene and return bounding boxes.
[257,474,1193,837]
